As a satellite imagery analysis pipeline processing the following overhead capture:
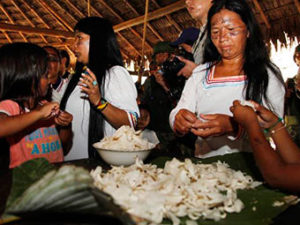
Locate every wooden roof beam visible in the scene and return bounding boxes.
[252,0,270,29]
[2,31,12,43]
[0,0,186,45]
[39,0,73,31]
[122,0,164,41]
[117,33,141,56]
[113,0,185,32]
[64,0,85,19]
[0,23,73,37]
[21,0,73,55]
[10,0,47,43]
[0,3,27,42]
[22,0,51,29]
[151,0,181,32]
[99,0,152,52]
[82,2,141,58]
[294,0,300,13]
[38,0,76,54]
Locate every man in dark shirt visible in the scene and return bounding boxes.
[138,42,194,157]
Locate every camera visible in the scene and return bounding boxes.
[287,78,295,89]
[160,47,194,75]
[158,47,194,100]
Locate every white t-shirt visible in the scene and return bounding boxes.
[169,63,285,158]
[51,78,69,103]
[64,66,139,161]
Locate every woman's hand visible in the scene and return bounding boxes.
[36,102,60,120]
[176,56,197,78]
[54,111,73,127]
[173,109,197,135]
[79,68,101,106]
[191,114,234,137]
[230,100,257,128]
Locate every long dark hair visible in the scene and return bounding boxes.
[60,17,123,158]
[204,0,284,105]
[0,43,48,109]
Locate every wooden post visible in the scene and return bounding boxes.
[138,0,150,84]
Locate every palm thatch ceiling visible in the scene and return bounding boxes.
[0,0,299,66]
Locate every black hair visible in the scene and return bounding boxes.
[60,49,70,67]
[0,43,48,109]
[60,17,123,158]
[43,45,61,61]
[204,0,284,106]
[74,16,123,87]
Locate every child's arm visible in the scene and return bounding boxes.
[54,111,73,155]
[0,102,59,138]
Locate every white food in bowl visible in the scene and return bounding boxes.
[94,148,152,166]
[93,126,157,166]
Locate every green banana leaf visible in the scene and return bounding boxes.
[2,158,135,225]
[151,152,299,225]
[5,158,54,209]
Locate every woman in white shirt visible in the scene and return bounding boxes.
[170,0,285,158]
[60,17,139,161]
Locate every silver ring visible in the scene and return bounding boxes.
[92,80,98,86]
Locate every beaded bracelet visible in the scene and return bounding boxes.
[270,124,286,135]
[264,117,283,134]
[96,97,109,111]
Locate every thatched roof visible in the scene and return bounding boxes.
[0,0,299,67]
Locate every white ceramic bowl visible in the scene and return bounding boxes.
[93,145,152,166]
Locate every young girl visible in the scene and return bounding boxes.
[0,43,73,168]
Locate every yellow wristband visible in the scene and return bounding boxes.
[97,102,108,111]
[96,97,108,111]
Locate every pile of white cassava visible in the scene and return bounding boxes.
[91,158,261,225]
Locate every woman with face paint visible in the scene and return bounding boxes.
[170,0,285,158]
[60,17,139,161]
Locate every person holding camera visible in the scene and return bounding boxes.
[138,42,175,131]
[138,42,194,156]
[284,44,300,146]
[176,0,213,78]
[170,0,285,158]
[170,27,200,55]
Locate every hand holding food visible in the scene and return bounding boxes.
[173,109,197,135]
[230,100,258,128]
[191,114,233,137]
[36,101,60,120]
[54,110,73,127]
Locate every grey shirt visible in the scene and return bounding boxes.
[192,25,207,65]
